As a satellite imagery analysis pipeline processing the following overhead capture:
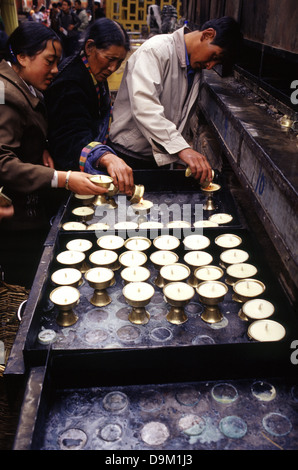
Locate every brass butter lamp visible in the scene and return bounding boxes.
[50,286,80,327]
[123,281,155,325]
[233,278,266,303]
[201,182,221,211]
[163,281,195,325]
[71,206,95,223]
[233,278,266,320]
[185,166,219,209]
[105,183,146,210]
[196,280,228,324]
[150,250,179,288]
[85,267,114,306]
[129,184,145,204]
[89,174,115,208]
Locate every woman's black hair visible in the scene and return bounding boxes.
[82,17,130,52]
[5,21,61,65]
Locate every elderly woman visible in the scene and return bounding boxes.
[45,18,134,196]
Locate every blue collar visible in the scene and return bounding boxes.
[185,43,194,70]
[185,43,195,90]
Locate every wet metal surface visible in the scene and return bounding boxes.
[27,227,293,354]
[26,371,298,450]
[8,171,298,451]
[60,186,244,233]
[198,70,298,292]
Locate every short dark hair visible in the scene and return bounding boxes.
[82,18,130,52]
[201,16,243,63]
[6,21,61,65]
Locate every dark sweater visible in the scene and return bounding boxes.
[45,54,111,171]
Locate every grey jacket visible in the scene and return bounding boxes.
[109,26,200,166]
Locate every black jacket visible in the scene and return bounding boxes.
[45,54,110,171]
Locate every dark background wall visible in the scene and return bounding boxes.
[183,0,298,54]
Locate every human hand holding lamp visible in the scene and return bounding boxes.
[0,22,108,199]
[108,17,243,178]
[45,18,134,197]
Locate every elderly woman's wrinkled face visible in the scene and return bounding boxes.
[85,40,127,82]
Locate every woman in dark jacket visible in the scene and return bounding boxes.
[45,18,134,196]
[0,22,108,287]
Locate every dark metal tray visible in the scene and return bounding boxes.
[5,170,297,383]
[13,362,298,450]
[6,225,295,382]
[54,169,244,236]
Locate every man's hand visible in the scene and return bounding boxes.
[178,148,212,184]
[99,153,134,196]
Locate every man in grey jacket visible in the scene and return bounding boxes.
[108,17,242,184]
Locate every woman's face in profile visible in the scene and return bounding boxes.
[15,40,62,91]
[85,41,127,82]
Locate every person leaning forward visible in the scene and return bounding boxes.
[45,18,134,196]
[107,16,243,184]
[0,22,109,287]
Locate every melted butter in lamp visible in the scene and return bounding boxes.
[226,263,257,279]
[66,239,93,252]
[114,221,138,230]
[197,281,227,299]
[50,286,80,306]
[139,221,164,229]
[183,234,210,250]
[194,220,218,228]
[242,299,275,320]
[62,221,87,231]
[166,220,191,228]
[125,237,151,251]
[123,281,154,302]
[150,250,178,266]
[97,235,125,251]
[195,265,223,281]
[215,233,242,249]
[89,249,118,266]
[90,175,113,186]
[119,250,147,267]
[220,249,249,265]
[72,206,94,218]
[51,268,82,286]
[164,281,194,302]
[74,194,95,204]
[160,263,190,282]
[201,182,221,192]
[234,279,265,297]
[184,250,213,267]
[121,266,150,283]
[209,213,233,224]
[248,320,285,342]
[56,250,85,265]
[131,198,153,211]
[85,267,114,284]
[153,235,180,251]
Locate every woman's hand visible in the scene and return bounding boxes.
[58,171,109,195]
[42,149,55,169]
[0,205,14,220]
[99,153,134,196]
